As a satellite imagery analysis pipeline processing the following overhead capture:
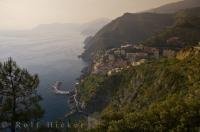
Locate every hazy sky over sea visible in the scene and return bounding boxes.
[0,0,181,30]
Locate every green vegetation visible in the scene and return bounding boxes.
[78,48,200,131]
[0,58,44,132]
[77,74,124,113]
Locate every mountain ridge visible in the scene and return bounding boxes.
[148,0,200,13]
[82,12,174,60]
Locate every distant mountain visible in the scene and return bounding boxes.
[31,18,110,36]
[81,18,111,36]
[32,23,82,32]
[81,13,174,60]
[148,0,200,13]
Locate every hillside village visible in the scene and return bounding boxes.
[76,5,200,131]
[90,42,187,75]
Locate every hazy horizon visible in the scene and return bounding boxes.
[0,0,181,30]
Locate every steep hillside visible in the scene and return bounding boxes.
[149,0,200,13]
[78,47,200,131]
[143,7,200,48]
[82,13,174,60]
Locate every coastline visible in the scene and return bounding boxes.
[64,38,93,120]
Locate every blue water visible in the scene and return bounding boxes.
[0,29,86,121]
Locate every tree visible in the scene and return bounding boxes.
[0,58,44,132]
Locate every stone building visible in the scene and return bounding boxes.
[114,49,126,56]
[126,52,148,64]
[108,54,115,61]
[163,49,176,58]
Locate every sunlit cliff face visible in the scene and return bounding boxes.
[0,0,181,30]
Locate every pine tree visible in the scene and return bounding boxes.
[0,58,44,132]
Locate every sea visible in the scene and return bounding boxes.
[0,28,86,122]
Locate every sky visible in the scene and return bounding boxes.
[0,0,181,30]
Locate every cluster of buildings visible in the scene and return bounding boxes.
[91,44,155,74]
[106,44,160,64]
[90,42,180,75]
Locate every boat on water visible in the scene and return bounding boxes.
[52,81,70,95]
